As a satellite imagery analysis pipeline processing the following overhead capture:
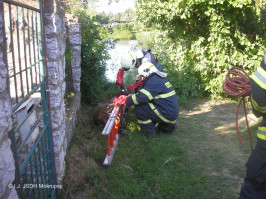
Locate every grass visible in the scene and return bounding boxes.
[61,97,261,199]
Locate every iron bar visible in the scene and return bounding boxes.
[31,10,37,85]
[35,11,41,84]
[14,98,41,134]
[26,8,34,90]
[29,158,36,197]
[37,143,44,198]
[24,165,29,197]
[19,124,47,175]
[16,5,24,98]
[43,130,52,196]
[40,136,48,197]
[4,0,40,12]
[8,61,41,78]
[17,113,43,154]
[9,3,19,102]
[33,150,39,198]
[22,7,29,94]
[12,82,40,112]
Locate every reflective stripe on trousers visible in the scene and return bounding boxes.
[257,126,266,140]
[148,103,176,124]
[137,119,152,124]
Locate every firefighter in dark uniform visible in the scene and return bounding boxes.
[118,49,162,92]
[240,52,266,198]
[125,62,179,136]
[121,48,162,71]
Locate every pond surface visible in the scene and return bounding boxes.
[105,40,146,82]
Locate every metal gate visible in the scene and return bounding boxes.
[2,0,56,198]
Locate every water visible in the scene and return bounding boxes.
[105,40,146,82]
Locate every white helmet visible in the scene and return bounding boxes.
[121,51,136,70]
[137,62,158,77]
[134,49,144,59]
[121,49,144,70]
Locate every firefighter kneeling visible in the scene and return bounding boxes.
[240,52,266,198]
[114,62,179,136]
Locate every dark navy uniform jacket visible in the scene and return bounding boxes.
[250,54,266,118]
[240,53,266,198]
[126,73,179,123]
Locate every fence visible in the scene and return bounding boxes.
[3,0,56,198]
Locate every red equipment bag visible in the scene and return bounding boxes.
[116,68,124,88]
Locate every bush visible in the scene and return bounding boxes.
[66,2,116,105]
[137,0,265,100]
[110,23,134,39]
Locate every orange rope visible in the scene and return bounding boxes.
[222,67,253,151]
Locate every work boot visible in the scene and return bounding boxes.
[158,122,178,134]
[141,129,156,137]
[172,122,179,133]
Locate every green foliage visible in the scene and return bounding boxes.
[66,1,117,105]
[99,26,110,39]
[110,23,134,39]
[64,35,72,94]
[95,12,110,24]
[137,0,266,99]
[167,68,202,105]
[109,8,136,22]
[80,17,115,104]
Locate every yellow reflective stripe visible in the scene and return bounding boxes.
[251,96,266,113]
[148,64,155,69]
[129,53,134,61]
[148,103,176,124]
[258,66,266,77]
[258,133,266,140]
[154,90,176,99]
[132,94,139,105]
[250,67,266,90]
[137,119,152,124]
[258,126,266,132]
[257,127,266,140]
[140,89,153,100]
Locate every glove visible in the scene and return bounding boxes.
[116,68,124,88]
[127,79,143,91]
[113,95,130,107]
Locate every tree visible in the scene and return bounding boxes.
[137,0,265,99]
[121,8,136,22]
[96,12,110,24]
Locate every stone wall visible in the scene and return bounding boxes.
[43,0,67,184]
[0,3,18,199]
[65,14,81,145]
[0,0,82,197]
[66,14,81,92]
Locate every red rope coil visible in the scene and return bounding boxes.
[222,67,253,151]
[222,66,251,97]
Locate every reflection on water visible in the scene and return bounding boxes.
[105,40,146,82]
